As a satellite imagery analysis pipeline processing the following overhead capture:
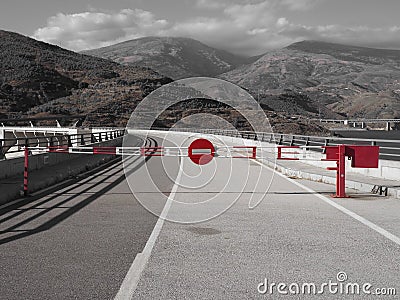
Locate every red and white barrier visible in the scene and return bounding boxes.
[21,138,380,198]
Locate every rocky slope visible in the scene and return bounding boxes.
[0,30,172,126]
[220,41,400,119]
[82,37,254,80]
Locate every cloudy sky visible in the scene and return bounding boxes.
[1,0,399,56]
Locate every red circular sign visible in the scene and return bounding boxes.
[188,138,215,165]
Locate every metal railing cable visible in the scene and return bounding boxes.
[150,127,400,161]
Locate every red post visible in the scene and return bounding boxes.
[24,147,29,196]
[277,146,282,159]
[334,144,348,198]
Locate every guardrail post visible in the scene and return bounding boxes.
[24,147,29,196]
[98,133,102,142]
[91,133,96,143]
[80,134,85,146]
[67,135,73,147]
[0,140,5,159]
[259,133,264,142]
[323,139,329,154]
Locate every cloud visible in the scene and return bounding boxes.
[33,4,400,56]
[276,17,289,27]
[280,0,325,11]
[278,22,400,49]
[34,9,169,51]
[170,1,281,54]
[196,0,267,10]
[195,0,228,9]
[223,1,275,29]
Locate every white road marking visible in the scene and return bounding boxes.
[114,160,184,300]
[252,159,400,247]
[115,135,400,299]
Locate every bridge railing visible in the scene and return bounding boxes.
[152,128,400,161]
[0,129,125,159]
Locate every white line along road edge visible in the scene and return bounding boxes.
[252,159,400,247]
[114,160,184,300]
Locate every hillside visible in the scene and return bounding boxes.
[220,41,400,119]
[0,31,326,134]
[3,33,399,134]
[0,30,172,126]
[82,37,254,80]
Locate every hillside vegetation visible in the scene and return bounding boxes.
[0,30,172,126]
[220,41,400,119]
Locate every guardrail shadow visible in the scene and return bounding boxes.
[0,138,157,245]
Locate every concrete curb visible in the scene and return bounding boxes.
[258,157,400,200]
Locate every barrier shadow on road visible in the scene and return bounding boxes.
[0,139,157,246]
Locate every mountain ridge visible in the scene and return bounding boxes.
[82,36,257,80]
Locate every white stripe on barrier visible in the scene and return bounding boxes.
[23,145,354,161]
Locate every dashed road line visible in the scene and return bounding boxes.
[114,158,183,300]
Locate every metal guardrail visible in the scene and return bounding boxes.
[314,118,400,123]
[152,128,400,161]
[0,129,125,159]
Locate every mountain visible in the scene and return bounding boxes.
[0,30,172,126]
[82,37,254,80]
[287,41,400,65]
[220,41,400,119]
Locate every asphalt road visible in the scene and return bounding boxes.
[131,131,400,300]
[1,130,399,299]
[0,134,180,299]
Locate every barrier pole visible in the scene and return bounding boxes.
[24,147,29,196]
